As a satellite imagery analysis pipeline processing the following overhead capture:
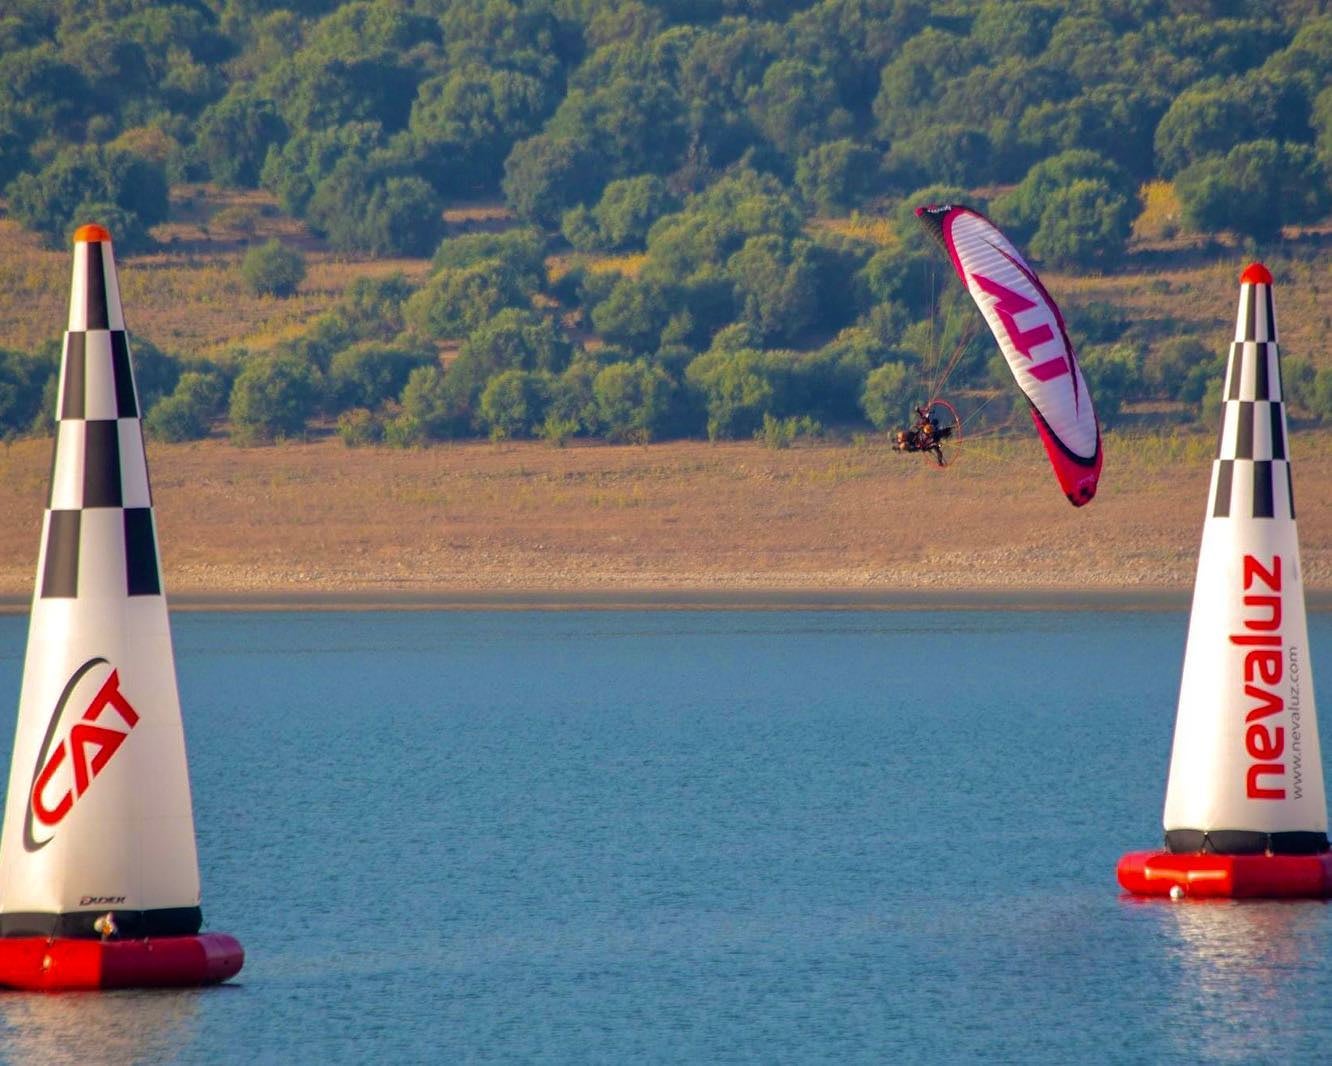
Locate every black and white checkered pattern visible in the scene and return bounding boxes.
[1207,280,1293,521]
[38,238,160,600]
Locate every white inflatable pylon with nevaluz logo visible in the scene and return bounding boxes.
[0,225,243,987]
[1119,263,1332,898]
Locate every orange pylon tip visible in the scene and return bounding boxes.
[73,224,111,244]
[1240,262,1272,285]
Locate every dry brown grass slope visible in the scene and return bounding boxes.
[0,432,1326,598]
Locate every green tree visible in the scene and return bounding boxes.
[884,124,992,187]
[1267,14,1332,78]
[1017,85,1165,180]
[459,308,572,376]
[307,158,444,256]
[502,135,598,226]
[560,204,601,251]
[410,66,553,195]
[1154,75,1306,177]
[792,327,904,424]
[546,78,686,181]
[991,151,1133,244]
[228,354,321,444]
[0,43,91,146]
[1310,85,1332,175]
[7,145,167,251]
[404,262,527,340]
[972,2,1058,60]
[795,140,881,213]
[260,122,384,217]
[545,356,602,436]
[337,407,382,447]
[241,240,306,297]
[329,342,435,410]
[400,364,466,439]
[1175,140,1328,243]
[672,20,780,165]
[1078,343,1143,427]
[858,247,933,310]
[331,273,414,341]
[872,28,979,140]
[437,309,572,429]
[432,227,546,286]
[745,58,851,159]
[860,362,911,430]
[302,1,438,61]
[643,169,803,281]
[0,347,56,437]
[1147,336,1207,397]
[758,413,820,449]
[264,50,416,134]
[330,176,444,257]
[788,0,927,109]
[593,175,676,250]
[195,92,287,188]
[592,360,673,442]
[145,370,228,443]
[1029,180,1136,269]
[727,236,820,345]
[480,368,549,439]
[591,277,674,352]
[686,348,776,440]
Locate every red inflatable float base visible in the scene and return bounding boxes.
[0,933,243,990]
[1118,850,1332,899]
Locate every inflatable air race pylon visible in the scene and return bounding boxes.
[1119,263,1332,899]
[0,225,244,987]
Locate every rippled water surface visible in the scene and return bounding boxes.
[0,609,1330,1064]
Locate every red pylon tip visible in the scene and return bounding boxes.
[73,224,111,243]
[1240,262,1272,285]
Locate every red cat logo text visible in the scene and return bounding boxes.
[23,659,139,851]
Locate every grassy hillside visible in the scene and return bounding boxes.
[1,183,1327,382]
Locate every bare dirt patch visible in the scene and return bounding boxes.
[0,433,1326,600]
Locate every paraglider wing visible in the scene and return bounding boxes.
[915,204,1102,506]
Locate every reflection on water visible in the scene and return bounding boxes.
[1163,900,1328,1061]
[0,987,201,1066]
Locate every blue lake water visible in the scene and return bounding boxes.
[0,609,1330,1063]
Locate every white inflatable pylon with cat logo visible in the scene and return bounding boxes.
[1119,263,1331,898]
[0,225,243,987]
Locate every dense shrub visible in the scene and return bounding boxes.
[0,347,56,437]
[404,261,527,339]
[337,407,383,446]
[1175,140,1329,243]
[593,360,673,442]
[591,277,675,352]
[860,362,912,430]
[1078,343,1144,426]
[1028,179,1136,268]
[329,341,435,410]
[479,368,549,439]
[795,140,881,213]
[399,364,465,439]
[686,348,777,440]
[7,145,168,252]
[145,370,228,442]
[228,354,321,444]
[241,240,306,298]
